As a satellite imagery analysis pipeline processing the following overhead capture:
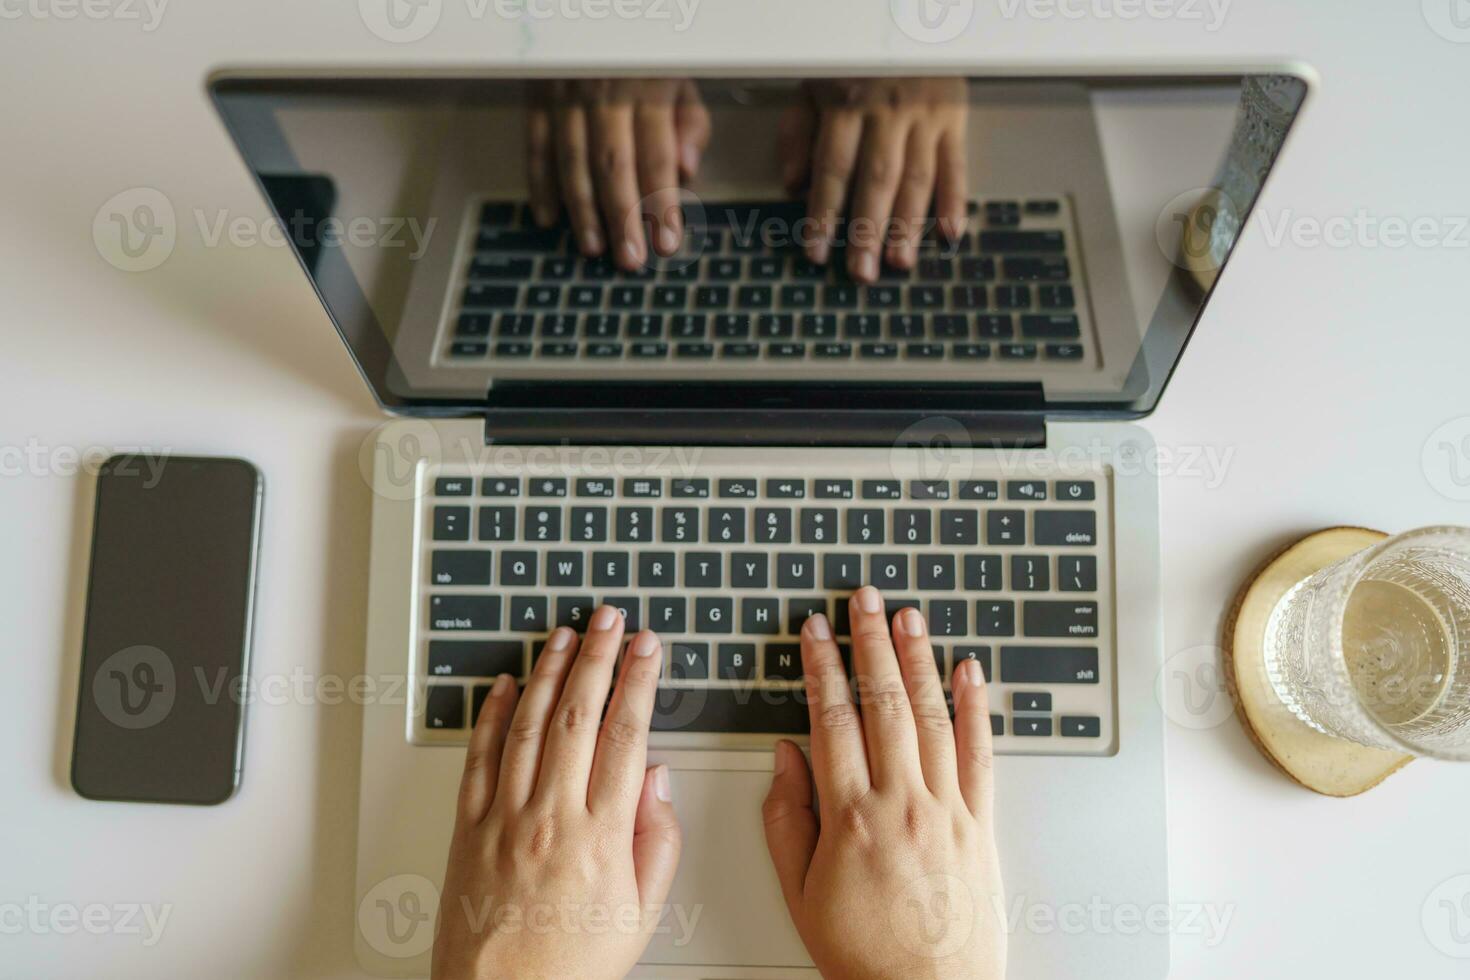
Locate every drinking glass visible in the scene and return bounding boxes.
[1262,526,1470,759]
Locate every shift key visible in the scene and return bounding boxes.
[1001,646,1099,684]
[1034,510,1096,545]
[1024,600,1098,638]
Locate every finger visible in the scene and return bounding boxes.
[799,612,870,807]
[554,104,604,256]
[934,124,969,244]
[953,656,995,822]
[588,629,663,818]
[776,101,815,195]
[533,604,625,803]
[495,626,578,810]
[526,106,561,228]
[632,765,683,908]
[846,112,909,283]
[884,124,940,270]
[589,102,647,271]
[673,80,711,180]
[455,673,519,826]
[892,606,958,798]
[761,740,818,916]
[804,107,862,266]
[848,586,924,789]
[635,102,683,257]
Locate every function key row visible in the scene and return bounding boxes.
[434,476,1095,502]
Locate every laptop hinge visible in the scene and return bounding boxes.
[478,382,1047,448]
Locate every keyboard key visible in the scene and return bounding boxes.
[685,552,722,587]
[1014,717,1054,737]
[494,341,533,358]
[815,480,854,499]
[698,286,732,309]
[671,478,710,498]
[1061,715,1102,737]
[766,480,805,499]
[1001,646,1099,683]
[787,597,827,634]
[888,314,924,339]
[525,506,562,541]
[917,555,956,590]
[696,597,734,634]
[591,552,630,587]
[431,550,491,586]
[499,551,537,586]
[999,342,1037,360]
[954,343,991,359]
[718,643,757,680]
[928,599,968,637]
[554,595,596,630]
[1011,555,1050,591]
[742,598,781,634]
[844,314,881,339]
[1055,480,1096,501]
[1039,285,1075,309]
[721,342,759,358]
[546,551,585,586]
[1013,691,1052,712]
[478,506,515,541]
[584,314,621,338]
[567,508,609,543]
[719,478,758,498]
[455,315,492,338]
[424,686,465,729]
[764,644,804,680]
[737,285,773,309]
[587,342,624,358]
[800,314,837,338]
[433,506,470,541]
[800,507,839,544]
[975,600,1016,636]
[933,314,970,338]
[624,478,662,498]
[754,507,794,543]
[638,552,676,588]
[777,553,817,590]
[958,480,999,500]
[975,314,1012,339]
[661,507,699,542]
[993,286,1030,310]
[815,342,853,358]
[449,340,487,358]
[963,554,1002,591]
[980,230,1064,252]
[649,596,687,632]
[862,480,902,500]
[601,595,640,631]
[986,510,1024,545]
[1046,343,1084,361]
[758,313,795,339]
[939,509,978,545]
[1024,601,1098,638]
[463,284,518,308]
[1006,257,1070,282]
[529,478,568,497]
[1059,555,1098,592]
[430,595,502,631]
[625,314,663,338]
[1034,510,1097,546]
[893,509,932,544]
[429,640,522,678]
[670,642,711,680]
[846,509,885,544]
[731,553,770,588]
[861,342,899,359]
[575,478,615,498]
[509,596,548,632]
[708,508,746,544]
[953,646,992,682]
[653,285,688,309]
[671,313,707,338]
[960,256,996,281]
[822,553,863,590]
[631,341,669,358]
[616,506,655,542]
[869,554,908,590]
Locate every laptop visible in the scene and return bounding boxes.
[211,68,1309,978]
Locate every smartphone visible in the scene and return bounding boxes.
[71,454,263,804]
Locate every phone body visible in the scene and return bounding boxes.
[71,454,264,805]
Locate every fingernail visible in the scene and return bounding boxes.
[653,764,673,803]
[810,241,830,265]
[805,613,832,641]
[681,141,700,175]
[658,225,680,255]
[855,586,882,614]
[546,627,573,652]
[582,227,603,254]
[630,630,660,658]
[492,673,513,695]
[621,238,644,269]
[962,657,984,687]
[774,741,791,775]
[900,607,926,637]
[590,604,619,631]
[854,251,877,282]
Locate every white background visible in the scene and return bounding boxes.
[3,0,1470,976]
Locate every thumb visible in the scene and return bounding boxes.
[633,764,682,909]
[761,740,818,916]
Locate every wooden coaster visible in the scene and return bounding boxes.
[1222,526,1414,796]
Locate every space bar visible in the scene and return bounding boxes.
[651,686,810,734]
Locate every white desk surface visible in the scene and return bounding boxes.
[4,3,1470,977]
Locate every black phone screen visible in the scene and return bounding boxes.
[71,454,262,804]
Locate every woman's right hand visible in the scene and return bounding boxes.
[762,586,1007,980]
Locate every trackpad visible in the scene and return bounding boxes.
[639,769,812,969]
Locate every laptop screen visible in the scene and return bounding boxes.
[211,72,1307,416]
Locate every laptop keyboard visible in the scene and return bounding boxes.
[440,198,1093,375]
[416,454,1114,756]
